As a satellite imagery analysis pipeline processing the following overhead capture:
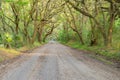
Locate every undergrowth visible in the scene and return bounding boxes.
[0,48,20,62]
[0,41,44,62]
[63,41,120,63]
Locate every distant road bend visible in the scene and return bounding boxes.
[0,42,120,80]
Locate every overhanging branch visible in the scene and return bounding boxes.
[65,0,94,19]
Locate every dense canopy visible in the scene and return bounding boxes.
[0,0,120,49]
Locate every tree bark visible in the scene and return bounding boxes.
[38,27,43,43]
[107,3,115,47]
[67,4,84,45]
[0,0,2,10]
[43,25,55,42]
[89,19,98,46]
[31,21,38,44]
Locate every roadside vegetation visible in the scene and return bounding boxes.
[62,41,120,63]
[0,41,42,62]
[56,0,120,64]
[0,48,20,62]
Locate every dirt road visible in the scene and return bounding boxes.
[0,43,120,80]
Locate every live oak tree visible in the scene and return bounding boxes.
[64,5,84,44]
[64,0,120,47]
[30,0,64,43]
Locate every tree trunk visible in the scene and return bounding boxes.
[107,3,115,47]
[89,19,97,46]
[107,16,114,47]
[24,25,30,45]
[31,21,38,44]
[16,22,19,34]
[38,27,43,43]
[0,0,2,10]
[67,4,84,45]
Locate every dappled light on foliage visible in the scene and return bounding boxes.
[0,0,120,62]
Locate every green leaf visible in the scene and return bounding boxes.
[5,0,16,2]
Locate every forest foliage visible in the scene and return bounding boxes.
[0,0,120,61]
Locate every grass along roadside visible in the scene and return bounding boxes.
[0,41,45,63]
[0,48,20,62]
[62,41,120,65]
[17,42,44,52]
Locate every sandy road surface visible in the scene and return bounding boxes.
[0,43,120,80]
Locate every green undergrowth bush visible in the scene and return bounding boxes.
[0,41,44,62]
[18,41,44,51]
[0,48,21,62]
[63,41,120,63]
